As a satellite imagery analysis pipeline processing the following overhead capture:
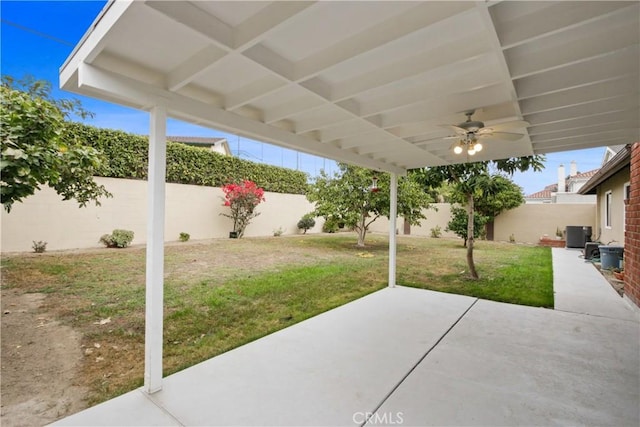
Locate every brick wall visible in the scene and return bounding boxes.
[624,142,640,307]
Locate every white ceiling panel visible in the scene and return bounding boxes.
[61,1,640,175]
[262,1,417,63]
[192,1,271,27]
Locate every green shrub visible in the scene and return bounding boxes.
[430,225,442,238]
[273,227,284,237]
[100,229,134,248]
[297,214,316,234]
[32,240,47,253]
[64,122,308,194]
[179,232,190,242]
[446,206,487,246]
[322,217,340,233]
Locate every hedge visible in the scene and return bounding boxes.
[64,122,308,194]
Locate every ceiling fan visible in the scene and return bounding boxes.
[443,110,529,143]
[441,110,529,156]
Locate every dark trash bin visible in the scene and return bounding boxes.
[599,246,624,270]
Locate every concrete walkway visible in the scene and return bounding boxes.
[553,248,638,321]
[53,249,639,426]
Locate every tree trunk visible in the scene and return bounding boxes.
[466,193,479,279]
[356,214,367,247]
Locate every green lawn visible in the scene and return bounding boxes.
[1,234,552,404]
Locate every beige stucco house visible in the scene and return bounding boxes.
[525,161,597,204]
[579,145,631,245]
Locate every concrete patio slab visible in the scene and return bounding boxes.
[373,299,639,426]
[553,248,638,321]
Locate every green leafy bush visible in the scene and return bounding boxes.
[32,240,47,253]
[430,225,442,238]
[179,232,190,242]
[100,229,134,248]
[63,122,308,194]
[1,77,111,212]
[446,207,487,247]
[297,214,316,234]
[322,217,340,233]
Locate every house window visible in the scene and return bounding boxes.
[605,190,612,228]
[624,182,630,232]
[624,182,631,200]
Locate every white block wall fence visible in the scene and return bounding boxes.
[0,177,324,252]
[1,177,595,252]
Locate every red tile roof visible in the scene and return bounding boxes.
[526,189,553,199]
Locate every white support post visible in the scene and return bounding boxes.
[388,173,398,288]
[144,104,167,394]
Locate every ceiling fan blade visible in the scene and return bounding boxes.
[478,132,524,141]
[413,134,458,145]
[440,125,467,136]
[486,120,530,132]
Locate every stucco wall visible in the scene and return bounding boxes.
[1,178,598,252]
[494,204,596,244]
[371,203,596,245]
[1,178,322,252]
[594,169,630,246]
[368,204,458,238]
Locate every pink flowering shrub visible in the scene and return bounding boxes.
[221,180,265,238]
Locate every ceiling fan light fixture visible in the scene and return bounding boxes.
[446,110,526,156]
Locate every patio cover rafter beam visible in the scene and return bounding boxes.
[75,63,408,175]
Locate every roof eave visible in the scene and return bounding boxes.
[578,144,632,195]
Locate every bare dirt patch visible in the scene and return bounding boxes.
[1,289,88,426]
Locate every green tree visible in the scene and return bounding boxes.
[449,174,525,237]
[416,156,544,279]
[307,163,432,247]
[1,76,111,212]
[446,206,488,246]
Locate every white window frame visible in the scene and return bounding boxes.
[624,182,630,232]
[605,190,613,229]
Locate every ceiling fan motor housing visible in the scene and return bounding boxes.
[459,120,484,133]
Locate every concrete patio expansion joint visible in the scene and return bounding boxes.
[139,389,184,426]
[361,297,480,427]
[553,308,640,324]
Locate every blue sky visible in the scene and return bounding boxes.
[1,0,607,194]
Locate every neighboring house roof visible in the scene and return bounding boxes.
[167,136,231,155]
[579,145,632,195]
[573,169,599,180]
[525,189,553,200]
[525,169,599,199]
[602,145,627,165]
[527,183,557,199]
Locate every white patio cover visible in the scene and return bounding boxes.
[60,0,640,393]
